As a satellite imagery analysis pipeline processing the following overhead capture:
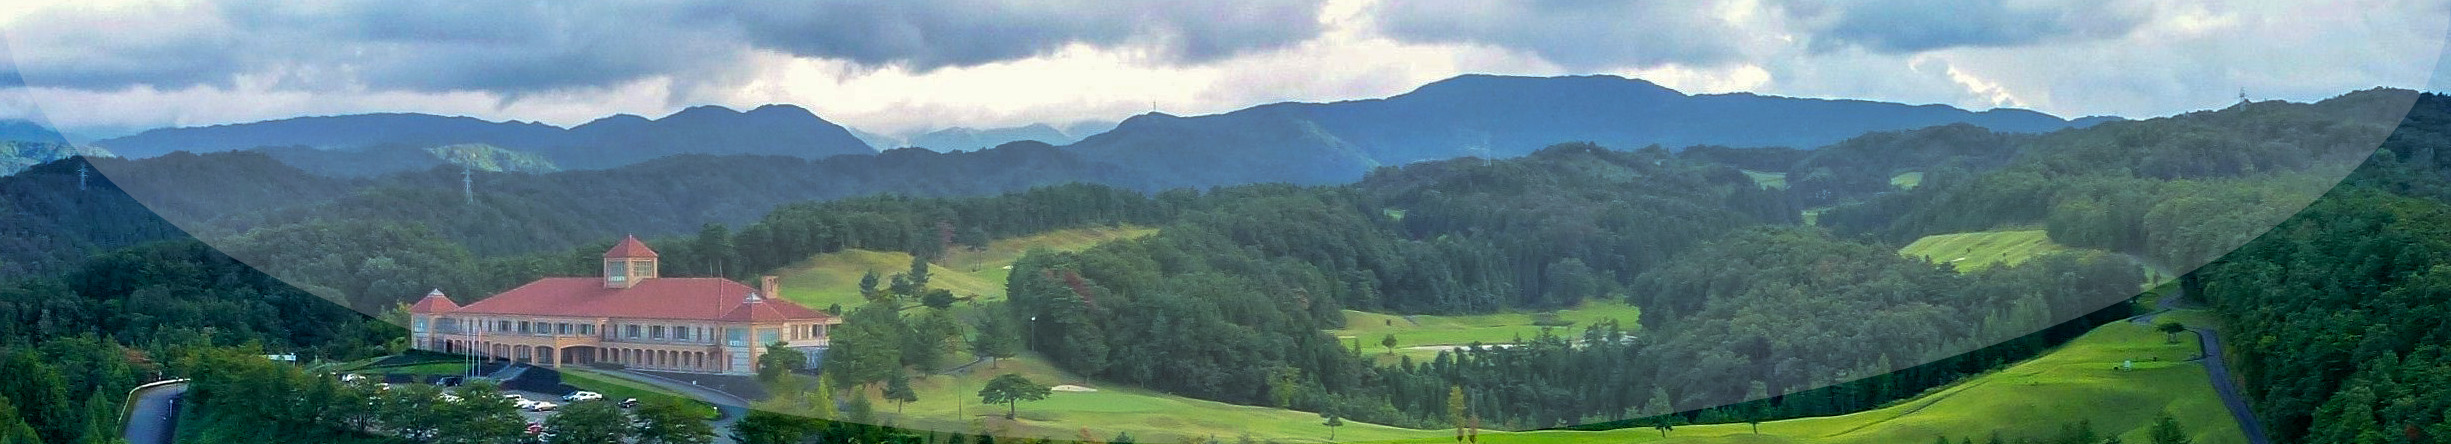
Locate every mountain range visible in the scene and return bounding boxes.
[92,104,875,170]
[1065,74,2117,185]
[58,74,2117,183]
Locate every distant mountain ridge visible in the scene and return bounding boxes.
[92,104,874,169]
[73,74,2114,183]
[1067,74,2108,186]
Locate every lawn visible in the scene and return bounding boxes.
[771,226,1154,310]
[557,368,722,419]
[1330,300,1644,360]
[1742,170,1789,189]
[1898,230,2071,272]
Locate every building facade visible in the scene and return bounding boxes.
[408,236,838,375]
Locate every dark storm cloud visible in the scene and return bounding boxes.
[6,1,743,94]
[1371,1,1757,70]
[2,0,1328,94]
[712,0,1327,70]
[1783,0,2151,53]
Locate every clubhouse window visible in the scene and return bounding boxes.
[674,326,690,340]
[625,325,641,339]
[651,325,666,340]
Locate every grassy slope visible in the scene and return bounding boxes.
[846,315,2244,444]
[854,355,1441,443]
[770,226,1155,310]
[1897,230,2070,272]
[1331,300,1644,360]
[1379,321,2246,444]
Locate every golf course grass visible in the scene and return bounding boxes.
[1742,170,1789,189]
[1898,230,2071,272]
[809,314,2242,444]
[835,354,1444,443]
[1892,172,1924,190]
[1369,320,2245,444]
[1331,300,1644,360]
[771,226,1155,310]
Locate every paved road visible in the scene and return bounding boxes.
[605,370,749,444]
[2137,290,2273,444]
[122,381,187,444]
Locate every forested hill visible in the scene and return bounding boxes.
[91,104,876,169]
[1066,74,2105,187]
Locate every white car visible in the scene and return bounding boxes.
[525,401,558,412]
[513,399,538,410]
[560,391,603,402]
[439,393,463,403]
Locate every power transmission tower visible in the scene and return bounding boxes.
[462,165,475,205]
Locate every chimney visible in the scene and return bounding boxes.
[761,276,779,302]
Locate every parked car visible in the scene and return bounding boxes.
[513,399,538,410]
[525,401,558,412]
[617,398,640,409]
[561,391,602,402]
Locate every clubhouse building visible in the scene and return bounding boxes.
[408,236,838,375]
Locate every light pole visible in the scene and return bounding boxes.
[1027,316,1037,351]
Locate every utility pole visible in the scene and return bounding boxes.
[76,163,88,191]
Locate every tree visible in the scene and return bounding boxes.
[978,374,1052,419]
[544,400,633,444]
[1267,366,1304,408]
[859,270,883,301]
[884,374,919,414]
[433,382,527,444]
[1447,386,1467,442]
[2148,414,2190,444]
[909,255,933,287]
[1321,410,1345,441]
[2156,322,2187,344]
[1381,334,1399,355]
[0,396,43,444]
[958,226,992,251]
[758,342,808,383]
[732,410,823,444]
[971,308,1021,368]
[922,288,959,310]
[1653,416,1674,438]
[634,397,716,444]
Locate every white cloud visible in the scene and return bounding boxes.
[1,0,2445,139]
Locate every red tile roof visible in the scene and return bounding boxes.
[603,235,660,258]
[449,277,833,322]
[409,289,460,314]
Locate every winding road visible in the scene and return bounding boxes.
[121,380,187,444]
[2132,291,2271,444]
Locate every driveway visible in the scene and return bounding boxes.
[597,370,751,444]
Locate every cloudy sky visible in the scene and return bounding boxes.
[1,0,2446,140]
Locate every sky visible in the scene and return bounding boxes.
[1,0,2447,141]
